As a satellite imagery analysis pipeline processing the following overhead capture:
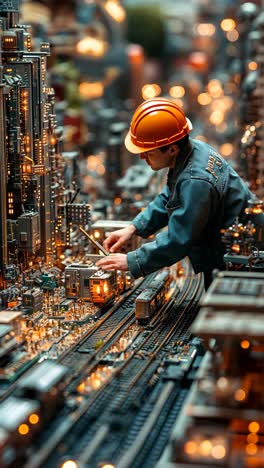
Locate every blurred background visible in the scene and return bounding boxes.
[19,0,263,218]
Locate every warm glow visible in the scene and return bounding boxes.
[29,414,39,425]
[226,30,239,42]
[97,164,106,176]
[142,84,161,100]
[220,18,236,32]
[77,382,86,393]
[207,79,223,98]
[248,61,258,71]
[211,444,226,459]
[199,440,212,456]
[76,36,108,57]
[240,340,250,349]
[235,388,246,401]
[184,440,198,455]
[197,92,212,105]
[94,230,101,239]
[61,462,78,468]
[101,465,115,468]
[103,282,109,293]
[169,85,185,98]
[209,110,224,125]
[247,433,258,444]
[220,143,233,157]
[104,0,126,22]
[232,244,240,253]
[18,424,30,435]
[246,443,257,455]
[79,82,104,99]
[114,197,122,205]
[196,23,216,36]
[248,421,260,433]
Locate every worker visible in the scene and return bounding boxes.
[96,98,258,288]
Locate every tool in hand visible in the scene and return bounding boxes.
[79,226,109,256]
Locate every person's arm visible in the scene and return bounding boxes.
[132,185,170,237]
[127,178,218,278]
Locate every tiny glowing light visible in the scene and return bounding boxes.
[209,110,224,126]
[220,143,233,157]
[97,164,106,176]
[169,85,185,98]
[235,388,246,401]
[76,36,107,57]
[77,382,86,393]
[240,340,250,349]
[226,30,239,42]
[18,424,30,435]
[184,440,198,455]
[247,433,258,443]
[196,23,216,36]
[246,443,257,455]
[197,92,211,105]
[211,444,226,459]
[207,79,223,98]
[220,18,236,32]
[61,461,78,468]
[94,230,101,239]
[199,440,212,456]
[232,244,240,253]
[103,282,109,293]
[114,197,122,205]
[79,82,104,99]
[101,465,115,468]
[29,414,39,425]
[248,61,258,71]
[248,421,260,433]
[142,84,161,100]
[104,0,126,22]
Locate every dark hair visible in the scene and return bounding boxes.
[159,134,189,152]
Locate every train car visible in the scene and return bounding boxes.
[0,396,41,447]
[89,270,117,306]
[15,360,68,420]
[135,270,171,323]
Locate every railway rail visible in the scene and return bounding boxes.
[23,269,204,468]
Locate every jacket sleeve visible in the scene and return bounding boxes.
[131,185,170,237]
[127,178,218,277]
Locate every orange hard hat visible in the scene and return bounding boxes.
[125,98,191,154]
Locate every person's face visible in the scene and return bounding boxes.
[139,145,179,171]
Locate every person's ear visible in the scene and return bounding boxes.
[170,144,179,156]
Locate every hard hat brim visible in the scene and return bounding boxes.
[125,131,151,154]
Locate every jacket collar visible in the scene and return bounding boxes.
[167,139,194,189]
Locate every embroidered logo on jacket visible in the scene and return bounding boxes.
[205,152,222,180]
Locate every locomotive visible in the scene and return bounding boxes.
[0,360,68,467]
[135,270,172,323]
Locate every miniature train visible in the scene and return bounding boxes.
[135,270,172,323]
[0,359,68,467]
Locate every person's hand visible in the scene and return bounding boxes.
[96,253,128,271]
[103,225,136,253]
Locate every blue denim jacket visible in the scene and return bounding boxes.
[127,139,262,278]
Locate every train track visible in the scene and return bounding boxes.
[23,270,204,468]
